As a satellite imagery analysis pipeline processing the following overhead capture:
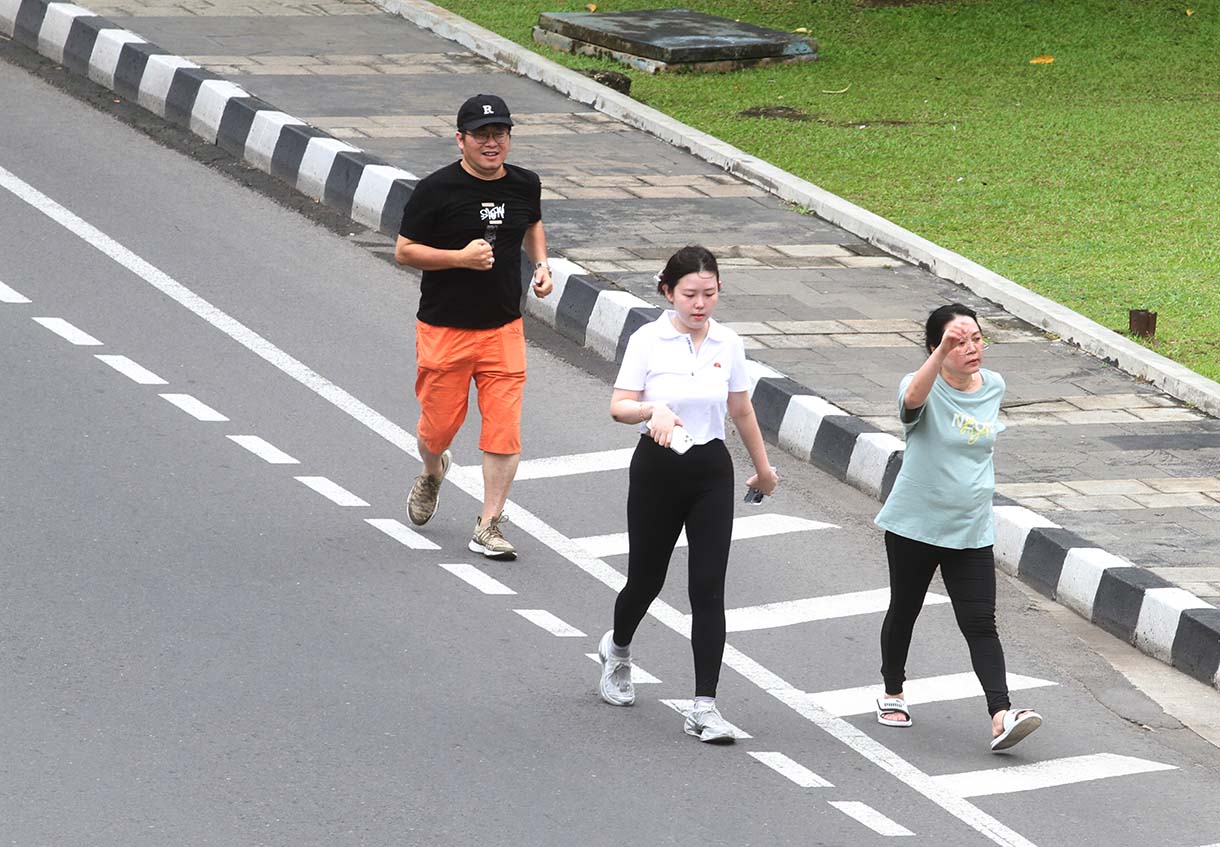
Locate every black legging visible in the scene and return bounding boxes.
[613,436,734,698]
[880,531,1011,716]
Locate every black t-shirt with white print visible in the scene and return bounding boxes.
[399,161,542,329]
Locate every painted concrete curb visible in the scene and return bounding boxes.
[6,0,1215,690]
[0,0,422,234]
[374,0,1220,423]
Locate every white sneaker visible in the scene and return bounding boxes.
[684,703,736,744]
[597,630,634,706]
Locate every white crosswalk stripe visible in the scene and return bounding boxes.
[514,448,635,480]
[584,653,661,684]
[573,513,837,559]
[803,672,1057,717]
[718,588,949,633]
[932,753,1176,798]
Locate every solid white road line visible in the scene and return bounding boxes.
[95,354,167,385]
[159,393,229,422]
[0,280,30,303]
[722,588,949,633]
[440,563,516,595]
[932,753,1176,798]
[32,316,102,345]
[364,518,441,551]
[574,513,838,559]
[805,672,1057,717]
[747,752,834,788]
[513,609,585,637]
[228,435,299,465]
[828,801,914,837]
[294,476,369,507]
[583,653,662,684]
[514,448,636,480]
[0,165,1040,847]
[660,700,753,738]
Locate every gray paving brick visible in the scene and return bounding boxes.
[1055,494,1145,511]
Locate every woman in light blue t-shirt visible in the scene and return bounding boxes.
[874,304,1043,752]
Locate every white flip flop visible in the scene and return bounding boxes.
[876,697,913,727]
[990,708,1042,751]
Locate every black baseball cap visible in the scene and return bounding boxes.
[457,94,514,132]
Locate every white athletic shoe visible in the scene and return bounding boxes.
[684,703,736,744]
[597,630,634,706]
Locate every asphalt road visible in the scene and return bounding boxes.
[2,56,1220,847]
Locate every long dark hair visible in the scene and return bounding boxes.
[924,303,981,353]
[656,245,719,294]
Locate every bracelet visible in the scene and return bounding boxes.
[534,261,550,271]
[639,401,649,422]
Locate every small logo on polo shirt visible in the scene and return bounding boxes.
[713,362,722,368]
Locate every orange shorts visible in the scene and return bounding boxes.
[415,318,526,455]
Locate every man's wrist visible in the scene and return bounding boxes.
[534,260,550,271]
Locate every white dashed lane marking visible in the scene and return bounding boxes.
[514,448,635,480]
[0,280,31,303]
[159,393,229,422]
[33,316,102,346]
[294,476,369,507]
[829,801,914,837]
[932,753,1176,798]
[513,609,585,637]
[747,751,834,788]
[228,435,299,465]
[364,518,441,550]
[660,700,753,738]
[574,513,837,559]
[721,587,949,633]
[95,354,167,385]
[583,653,662,684]
[804,672,1057,717]
[439,563,516,595]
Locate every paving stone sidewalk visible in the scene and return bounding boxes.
[37,0,1220,606]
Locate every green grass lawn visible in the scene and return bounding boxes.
[430,0,1220,382]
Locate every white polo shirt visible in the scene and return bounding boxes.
[614,311,751,445]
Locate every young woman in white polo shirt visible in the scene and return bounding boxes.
[596,245,779,743]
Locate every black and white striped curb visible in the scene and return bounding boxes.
[0,0,419,235]
[6,0,1217,691]
[540,269,1220,692]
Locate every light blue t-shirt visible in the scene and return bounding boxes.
[875,369,1006,549]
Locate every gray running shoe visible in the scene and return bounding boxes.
[684,704,736,744]
[469,513,517,560]
[597,630,634,706]
[407,450,450,526]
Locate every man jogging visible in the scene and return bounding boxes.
[396,94,552,560]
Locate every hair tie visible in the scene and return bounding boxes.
[654,271,664,284]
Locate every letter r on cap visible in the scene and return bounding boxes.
[483,105,494,115]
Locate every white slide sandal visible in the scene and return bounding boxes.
[876,697,913,727]
[990,708,1042,751]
